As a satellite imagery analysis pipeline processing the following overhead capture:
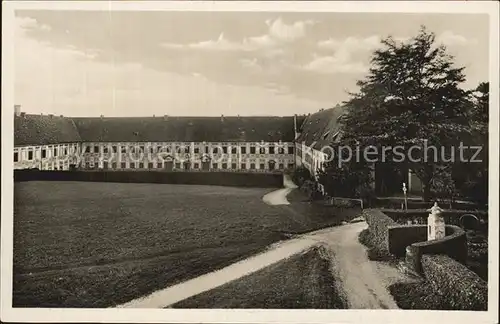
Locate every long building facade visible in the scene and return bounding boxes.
[14,107,304,173]
[13,104,423,195]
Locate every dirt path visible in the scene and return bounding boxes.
[314,221,408,309]
[262,174,297,206]
[116,220,408,309]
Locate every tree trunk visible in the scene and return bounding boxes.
[422,181,432,202]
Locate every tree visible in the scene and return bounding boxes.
[338,26,473,201]
[452,82,489,204]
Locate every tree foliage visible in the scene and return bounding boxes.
[320,27,485,202]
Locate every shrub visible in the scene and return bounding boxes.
[421,254,487,310]
[362,209,397,254]
[292,166,312,187]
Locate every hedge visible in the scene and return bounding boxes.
[421,254,487,310]
[382,209,488,233]
[13,170,284,188]
[405,225,467,274]
[373,198,485,211]
[387,225,427,257]
[362,209,398,254]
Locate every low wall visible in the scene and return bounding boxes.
[14,170,284,188]
[422,254,487,310]
[387,225,427,257]
[362,209,398,253]
[405,225,467,273]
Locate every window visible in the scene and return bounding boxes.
[185,146,190,153]
[112,146,117,153]
[148,162,154,169]
[205,146,209,154]
[103,162,109,169]
[130,163,135,169]
[29,151,34,160]
[193,163,199,169]
[139,162,144,169]
[86,162,91,169]
[121,146,127,153]
[14,152,19,162]
[222,163,227,169]
[64,148,68,155]
[269,146,275,154]
[194,147,200,154]
[112,162,117,169]
[288,163,294,169]
[212,163,218,169]
[241,163,246,170]
[103,146,109,154]
[231,163,237,169]
[175,163,181,169]
[53,148,58,157]
[121,162,127,169]
[241,147,247,154]
[259,147,266,154]
[85,146,90,153]
[260,163,265,169]
[139,146,145,152]
[213,147,218,154]
[94,146,99,153]
[278,147,284,154]
[231,147,237,154]
[250,147,256,154]
[288,147,294,154]
[157,162,163,168]
[222,147,228,154]
[279,163,284,170]
[250,163,256,170]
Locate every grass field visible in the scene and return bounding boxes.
[13,181,358,308]
[173,246,346,309]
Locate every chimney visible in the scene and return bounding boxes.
[60,115,64,117]
[20,112,26,117]
[100,114,104,118]
[48,114,54,118]
[164,115,169,121]
[221,114,225,122]
[14,104,21,117]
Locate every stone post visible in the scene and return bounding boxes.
[427,202,445,241]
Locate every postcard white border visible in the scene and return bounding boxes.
[1,1,499,323]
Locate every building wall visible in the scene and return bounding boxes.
[294,142,327,178]
[13,143,80,170]
[77,141,295,172]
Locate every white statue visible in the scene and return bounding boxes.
[427,202,445,240]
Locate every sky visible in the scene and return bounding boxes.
[13,10,489,117]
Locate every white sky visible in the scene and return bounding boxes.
[14,11,489,117]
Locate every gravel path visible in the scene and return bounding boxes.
[117,176,410,309]
[262,174,297,206]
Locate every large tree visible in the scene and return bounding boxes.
[337,27,474,201]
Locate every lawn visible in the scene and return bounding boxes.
[172,246,347,309]
[13,181,357,308]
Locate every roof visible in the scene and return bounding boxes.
[296,106,345,149]
[72,116,297,143]
[14,114,81,146]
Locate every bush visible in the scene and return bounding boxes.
[292,166,312,187]
[362,209,397,255]
[421,254,487,310]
